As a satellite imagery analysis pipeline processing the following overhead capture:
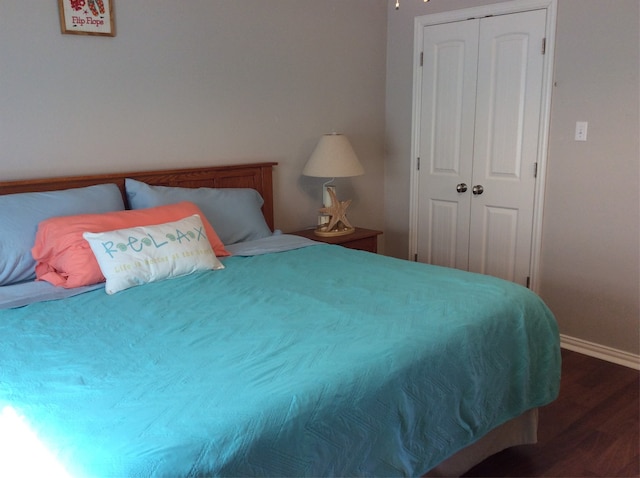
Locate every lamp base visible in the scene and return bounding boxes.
[314,225,355,237]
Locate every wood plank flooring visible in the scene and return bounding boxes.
[463,349,639,477]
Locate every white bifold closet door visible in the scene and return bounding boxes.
[416,9,546,286]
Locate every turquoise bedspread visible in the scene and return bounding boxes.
[0,245,560,477]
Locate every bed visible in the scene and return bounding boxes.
[0,162,561,477]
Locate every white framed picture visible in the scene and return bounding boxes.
[58,0,115,37]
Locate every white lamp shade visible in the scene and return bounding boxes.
[303,133,364,178]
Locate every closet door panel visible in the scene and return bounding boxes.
[416,20,478,268]
[468,9,546,285]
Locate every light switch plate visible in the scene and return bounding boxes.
[575,121,588,141]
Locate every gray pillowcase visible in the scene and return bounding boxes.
[125,178,272,246]
[0,183,125,286]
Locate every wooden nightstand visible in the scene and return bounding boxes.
[289,227,382,253]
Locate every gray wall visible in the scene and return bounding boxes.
[385,0,640,356]
[539,0,639,356]
[1,0,387,234]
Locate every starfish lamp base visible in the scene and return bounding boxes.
[315,188,355,237]
[314,223,355,237]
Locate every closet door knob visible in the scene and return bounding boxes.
[472,184,484,195]
[456,183,468,193]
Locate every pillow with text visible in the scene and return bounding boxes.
[83,214,224,295]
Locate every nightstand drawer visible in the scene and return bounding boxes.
[340,236,378,253]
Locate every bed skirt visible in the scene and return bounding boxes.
[426,408,538,477]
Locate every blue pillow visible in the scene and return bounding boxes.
[125,178,272,245]
[0,183,125,286]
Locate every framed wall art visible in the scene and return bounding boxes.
[58,0,115,37]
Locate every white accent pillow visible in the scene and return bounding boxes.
[83,214,224,295]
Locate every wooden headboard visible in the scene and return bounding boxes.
[0,162,278,231]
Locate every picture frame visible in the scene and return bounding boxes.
[58,0,115,37]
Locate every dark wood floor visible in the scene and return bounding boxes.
[463,349,639,477]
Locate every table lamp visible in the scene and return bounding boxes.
[302,133,364,237]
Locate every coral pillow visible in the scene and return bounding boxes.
[32,202,229,288]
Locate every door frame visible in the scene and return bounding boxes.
[408,0,557,292]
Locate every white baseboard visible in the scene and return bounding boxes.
[560,334,640,370]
